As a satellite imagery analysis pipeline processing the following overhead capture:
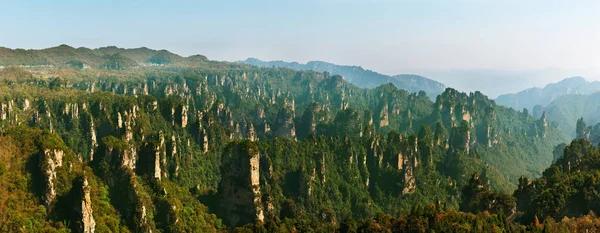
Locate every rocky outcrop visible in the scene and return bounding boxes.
[362,112,374,138]
[402,161,416,194]
[102,139,136,172]
[0,101,14,122]
[539,112,548,138]
[217,141,264,227]
[23,98,30,110]
[201,129,209,153]
[465,130,471,154]
[450,121,471,154]
[122,148,136,170]
[393,136,418,194]
[486,124,499,147]
[139,205,151,232]
[461,108,471,124]
[42,149,64,207]
[369,136,384,168]
[379,103,389,128]
[264,121,271,134]
[256,108,265,119]
[123,110,137,170]
[250,149,264,222]
[80,176,96,233]
[100,142,155,232]
[247,122,256,141]
[90,119,97,161]
[1,102,7,120]
[62,103,80,120]
[154,134,165,180]
[167,134,176,178]
[318,153,326,185]
[117,112,123,129]
[170,135,177,156]
[275,108,296,138]
[397,152,404,171]
[181,104,188,128]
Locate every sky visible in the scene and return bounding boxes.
[1,0,599,97]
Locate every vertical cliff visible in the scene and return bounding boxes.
[217,141,264,226]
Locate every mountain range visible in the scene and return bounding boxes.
[242,58,446,99]
[495,76,600,112]
[495,77,600,136]
[0,44,211,69]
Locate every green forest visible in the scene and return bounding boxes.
[0,46,598,232]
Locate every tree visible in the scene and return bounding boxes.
[340,217,358,233]
[280,199,299,220]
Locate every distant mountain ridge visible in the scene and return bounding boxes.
[495,76,600,112]
[0,44,209,69]
[534,92,600,137]
[242,58,446,98]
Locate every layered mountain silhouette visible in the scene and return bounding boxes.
[496,76,600,112]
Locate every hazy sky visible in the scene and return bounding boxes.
[1,0,599,95]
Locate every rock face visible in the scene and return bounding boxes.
[181,104,188,128]
[154,144,162,180]
[217,141,264,227]
[202,130,209,153]
[449,120,471,154]
[539,112,548,138]
[318,153,326,185]
[80,177,96,233]
[276,108,296,138]
[0,101,14,122]
[379,103,389,128]
[397,152,404,171]
[42,149,64,207]
[122,148,137,170]
[461,108,471,123]
[402,162,416,194]
[90,120,97,160]
[486,124,499,147]
[117,112,123,129]
[100,144,155,232]
[249,149,264,222]
[23,99,30,110]
[247,123,256,141]
[465,130,471,154]
[398,137,419,194]
[139,205,150,232]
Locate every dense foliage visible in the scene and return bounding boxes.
[0,46,581,232]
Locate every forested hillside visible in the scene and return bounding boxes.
[0,46,575,232]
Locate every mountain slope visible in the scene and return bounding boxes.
[495,76,600,112]
[242,58,446,98]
